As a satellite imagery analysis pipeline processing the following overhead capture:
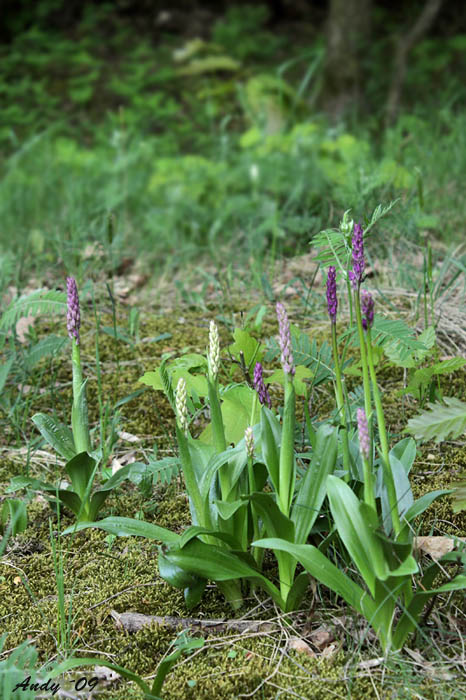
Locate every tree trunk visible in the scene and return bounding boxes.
[323,0,372,119]
[385,0,444,126]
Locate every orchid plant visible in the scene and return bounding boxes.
[254,220,466,651]
[65,309,339,611]
[8,278,134,522]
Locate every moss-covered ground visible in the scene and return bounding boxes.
[1,289,465,699]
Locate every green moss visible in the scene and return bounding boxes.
[1,302,465,699]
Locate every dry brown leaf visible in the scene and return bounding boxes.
[118,431,140,443]
[16,314,35,343]
[308,625,335,651]
[287,637,316,657]
[414,536,466,560]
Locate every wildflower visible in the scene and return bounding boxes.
[276,302,295,376]
[348,223,365,289]
[357,408,370,460]
[209,320,220,381]
[66,276,80,345]
[326,266,338,323]
[361,289,375,330]
[253,362,272,408]
[245,426,254,459]
[176,377,188,434]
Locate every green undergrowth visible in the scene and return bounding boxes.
[1,301,465,698]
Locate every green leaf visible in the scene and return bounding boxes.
[214,499,247,522]
[403,489,453,523]
[292,424,337,544]
[327,476,388,595]
[259,406,281,493]
[62,516,180,543]
[32,413,76,461]
[161,538,283,606]
[389,438,416,475]
[246,492,295,541]
[200,385,260,446]
[65,452,97,502]
[253,538,376,619]
[265,365,313,396]
[228,328,265,370]
[1,499,27,535]
[452,476,466,514]
[404,397,466,442]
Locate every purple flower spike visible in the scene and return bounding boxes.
[276,301,295,376]
[326,266,338,323]
[348,222,365,289]
[66,276,81,345]
[253,362,272,408]
[361,289,375,331]
[357,408,370,460]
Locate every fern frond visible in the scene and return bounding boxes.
[405,397,466,443]
[371,316,426,361]
[365,199,399,235]
[23,335,68,371]
[0,289,66,330]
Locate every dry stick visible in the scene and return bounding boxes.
[385,0,444,126]
[110,610,278,635]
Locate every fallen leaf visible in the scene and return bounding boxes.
[309,625,335,651]
[287,637,316,657]
[414,536,466,560]
[118,431,140,443]
[14,576,21,585]
[16,314,35,343]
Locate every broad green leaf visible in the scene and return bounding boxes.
[389,438,416,475]
[32,413,76,461]
[266,365,313,396]
[178,526,241,550]
[327,476,388,595]
[228,328,265,370]
[452,476,466,514]
[1,499,27,535]
[214,499,247,522]
[62,516,180,543]
[259,406,281,493]
[246,492,295,541]
[253,538,376,619]
[66,452,97,502]
[403,489,452,522]
[405,397,466,442]
[292,424,337,543]
[199,385,260,446]
[161,539,283,606]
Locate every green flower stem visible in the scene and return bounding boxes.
[361,455,376,511]
[346,276,354,326]
[331,322,351,482]
[366,330,401,536]
[278,374,295,517]
[247,456,261,566]
[208,379,231,501]
[71,341,91,454]
[354,290,373,457]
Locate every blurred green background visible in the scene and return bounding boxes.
[0,0,465,285]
